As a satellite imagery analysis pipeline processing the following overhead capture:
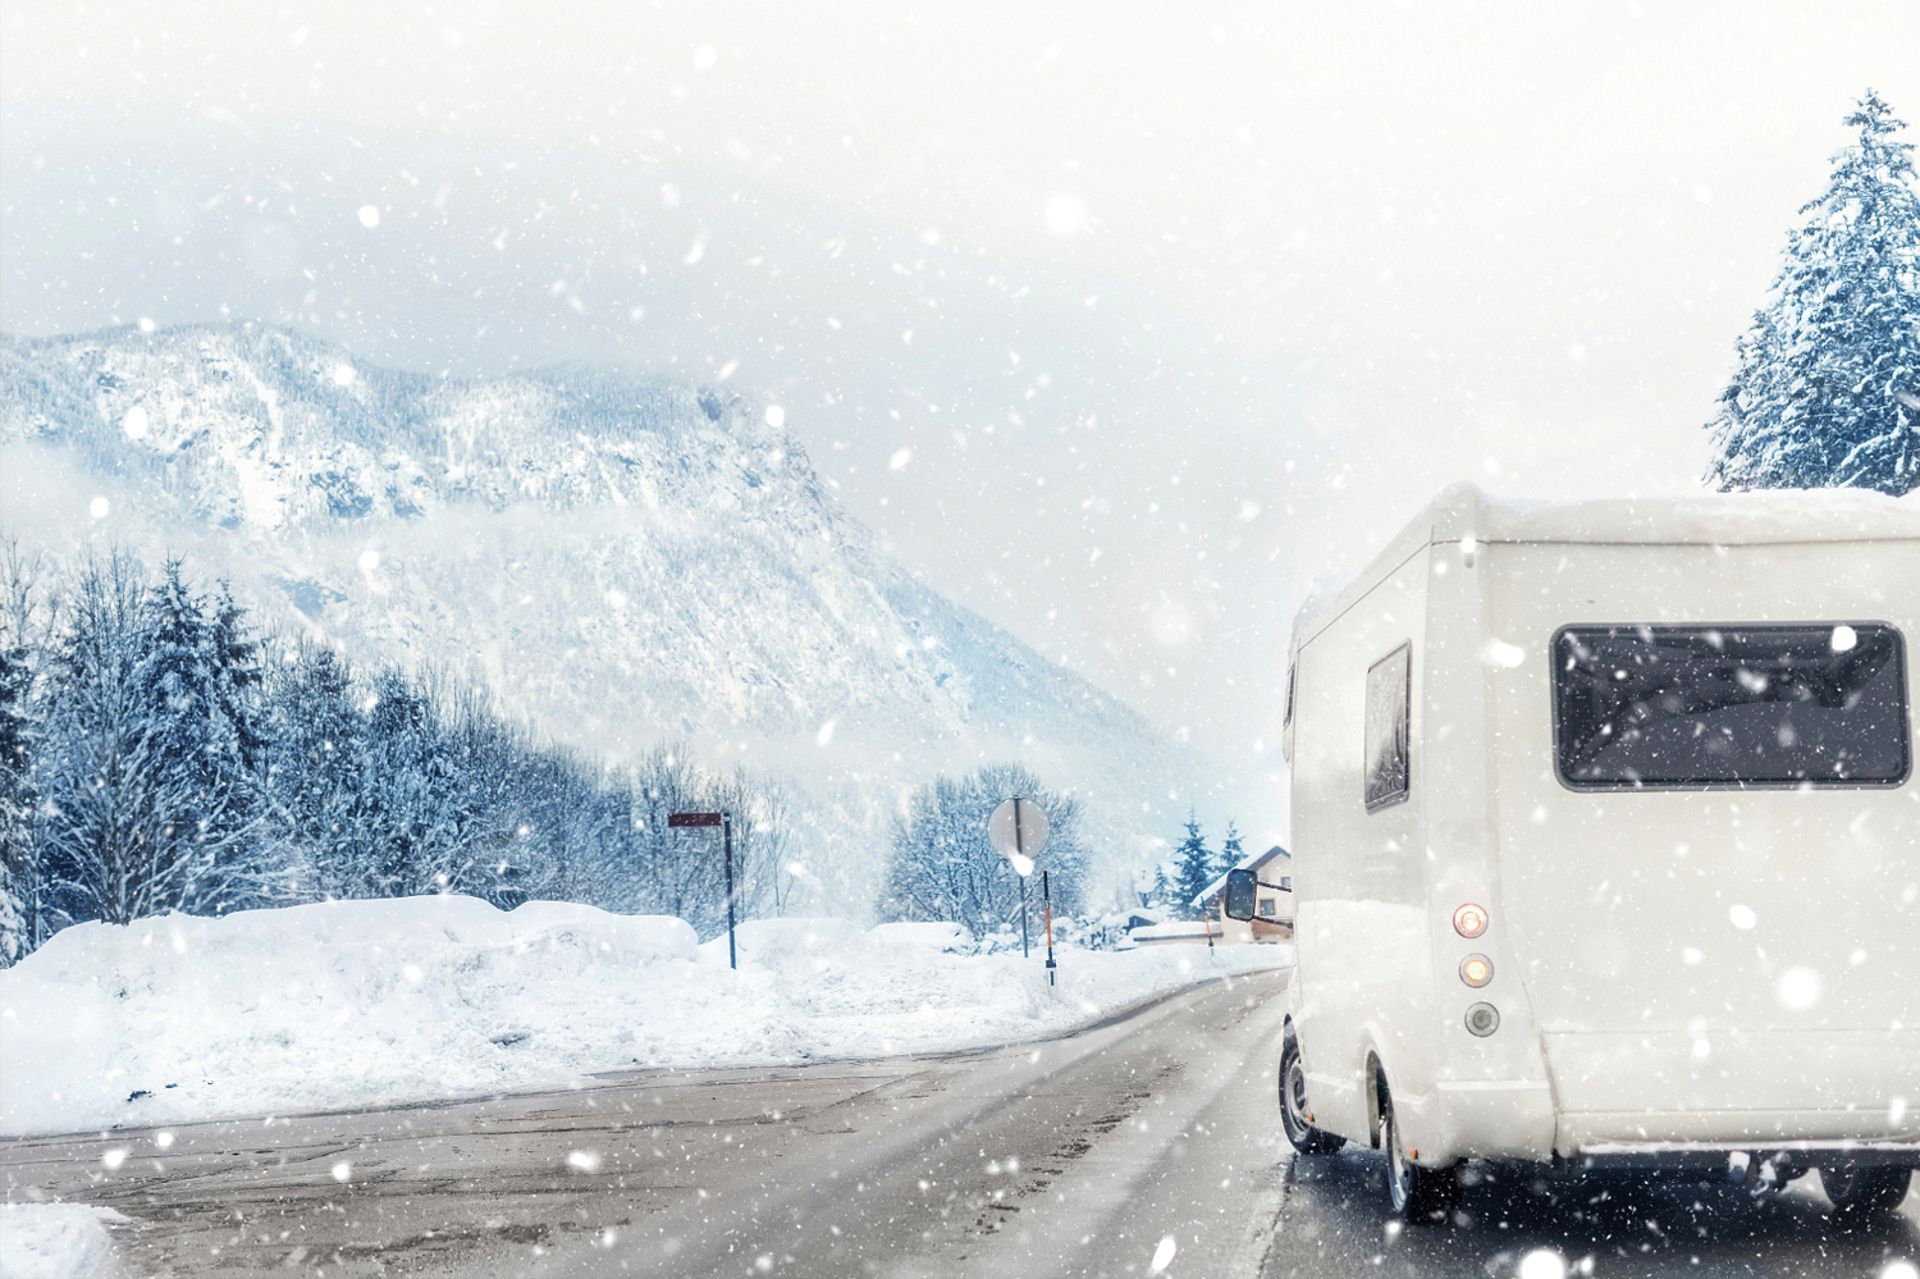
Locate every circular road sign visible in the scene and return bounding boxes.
[988,796,1050,877]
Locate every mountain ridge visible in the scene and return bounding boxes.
[0,321,1185,896]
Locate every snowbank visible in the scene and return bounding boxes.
[0,1204,126,1279]
[0,897,1289,1136]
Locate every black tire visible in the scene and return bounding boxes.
[1821,1165,1913,1218]
[1379,1077,1459,1221]
[1278,1032,1345,1155]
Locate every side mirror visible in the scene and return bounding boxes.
[1223,868,1258,922]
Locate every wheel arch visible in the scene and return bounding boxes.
[1364,1048,1388,1149]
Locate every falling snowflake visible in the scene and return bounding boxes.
[1776,966,1822,1011]
[1482,639,1527,669]
[1517,1249,1568,1279]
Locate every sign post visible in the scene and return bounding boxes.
[1021,880,1029,958]
[668,811,736,970]
[988,796,1052,969]
[1042,870,1057,986]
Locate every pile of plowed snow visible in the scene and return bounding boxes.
[0,1203,126,1279]
[0,897,1288,1135]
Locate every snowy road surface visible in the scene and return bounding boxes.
[3,970,1915,1279]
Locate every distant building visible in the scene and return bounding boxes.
[1193,844,1293,944]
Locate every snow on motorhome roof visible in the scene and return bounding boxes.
[1437,482,1920,546]
[1293,482,1919,649]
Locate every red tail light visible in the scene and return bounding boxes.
[1452,903,1489,939]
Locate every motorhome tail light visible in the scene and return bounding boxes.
[1452,903,1489,939]
[1458,954,1493,988]
[1464,1002,1501,1037]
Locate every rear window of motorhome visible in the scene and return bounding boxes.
[1364,643,1412,810]
[1552,623,1910,789]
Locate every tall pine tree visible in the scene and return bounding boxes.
[35,554,182,927]
[137,561,267,914]
[1168,811,1214,919]
[266,645,367,899]
[1214,819,1246,885]
[0,640,33,962]
[1707,90,1920,495]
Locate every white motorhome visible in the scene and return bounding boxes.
[1225,483,1919,1220]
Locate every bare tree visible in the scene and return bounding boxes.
[878,764,1089,938]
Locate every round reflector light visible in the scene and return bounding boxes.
[1459,953,1494,988]
[1465,1002,1501,1037]
[1452,903,1489,939]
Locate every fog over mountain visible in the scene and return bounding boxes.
[0,322,1196,898]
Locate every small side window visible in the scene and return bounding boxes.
[1364,642,1412,812]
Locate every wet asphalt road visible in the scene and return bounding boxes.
[3,969,1915,1278]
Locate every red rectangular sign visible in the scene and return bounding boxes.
[668,812,724,828]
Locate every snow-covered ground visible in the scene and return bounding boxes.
[0,897,1289,1137]
[0,1203,126,1279]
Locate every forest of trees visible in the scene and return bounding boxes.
[1707,89,1920,496]
[0,546,797,964]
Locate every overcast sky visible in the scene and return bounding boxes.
[5,0,1919,836]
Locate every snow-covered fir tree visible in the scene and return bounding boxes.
[1,545,51,961]
[1215,819,1246,884]
[1707,90,1920,495]
[34,555,185,927]
[1167,812,1214,919]
[266,644,368,900]
[137,561,269,914]
[0,637,32,962]
[361,669,458,897]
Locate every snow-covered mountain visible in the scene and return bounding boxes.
[0,323,1187,897]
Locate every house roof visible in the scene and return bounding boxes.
[1192,844,1291,908]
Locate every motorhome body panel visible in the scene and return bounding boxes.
[1290,542,1436,1145]
[1483,538,1920,1151]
